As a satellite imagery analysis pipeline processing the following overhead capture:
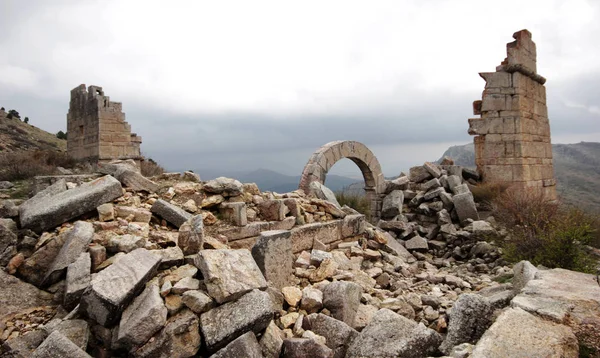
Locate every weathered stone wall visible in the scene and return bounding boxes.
[468,30,557,200]
[67,85,142,162]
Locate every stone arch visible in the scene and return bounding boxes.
[299,140,385,221]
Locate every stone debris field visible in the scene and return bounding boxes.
[0,158,598,358]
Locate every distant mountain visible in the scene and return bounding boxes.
[193,167,359,193]
[438,142,600,213]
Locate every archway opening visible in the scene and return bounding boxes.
[327,158,369,217]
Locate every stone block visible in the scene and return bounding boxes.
[151,199,192,228]
[149,246,184,269]
[423,162,441,178]
[251,230,293,289]
[178,215,204,255]
[322,281,362,326]
[481,93,509,111]
[381,190,403,219]
[439,293,493,354]
[194,249,267,304]
[31,331,90,358]
[471,308,577,358]
[385,176,409,193]
[220,202,247,227]
[42,221,94,287]
[97,203,114,222]
[342,214,365,238]
[346,308,442,358]
[204,177,243,197]
[200,289,274,352]
[453,192,479,223]
[308,313,359,358]
[99,163,158,193]
[282,338,333,358]
[211,331,263,358]
[133,309,201,358]
[258,199,286,221]
[409,166,432,183]
[182,290,214,314]
[80,248,162,327]
[20,175,122,233]
[269,216,296,231]
[290,221,342,253]
[64,252,91,310]
[259,320,284,358]
[117,284,167,350]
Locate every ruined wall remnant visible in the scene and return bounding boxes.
[468,30,557,200]
[67,85,142,162]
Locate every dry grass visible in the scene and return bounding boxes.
[140,158,165,177]
[335,186,370,219]
[494,187,597,273]
[0,150,76,181]
[471,182,509,209]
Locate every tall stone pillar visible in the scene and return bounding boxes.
[468,30,557,201]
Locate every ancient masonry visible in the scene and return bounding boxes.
[469,30,557,200]
[67,85,142,162]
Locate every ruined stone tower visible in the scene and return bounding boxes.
[469,30,557,200]
[67,85,142,162]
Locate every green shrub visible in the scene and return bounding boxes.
[335,186,370,219]
[494,188,597,273]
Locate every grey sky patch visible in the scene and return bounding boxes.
[1,0,599,178]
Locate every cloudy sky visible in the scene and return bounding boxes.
[1,0,599,179]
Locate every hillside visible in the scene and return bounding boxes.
[0,109,66,153]
[438,142,600,213]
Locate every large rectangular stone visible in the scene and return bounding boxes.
[251,230,293,290]
[42,221,94,287]
[290,221,342,253]
[194,249,267,304]
[80,248,162,327]
[20,175,123,233]
[151,199,192,228]
[200,289,274,352]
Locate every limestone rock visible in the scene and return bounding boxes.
[97,203,114,222]
[195,249,267,304]
[405,235,428,251]
[300,286,323,313]
[134,309,201,358]
[251,230,293,289]
[20,175,122,233]
[471,308,578,358]
[309,181,341,207]
[439,293,493,354]
[0,270,53,319]
[80,248,162,327]
[177,215,204,255]
[98,163,158,193]
[31,331,90,358]
[346,308,442,358]
[259,320,284,358]
[182,290,214,314]
[308,313,358,358]
[211,331,263,358]
[18,233,67,286]
[45,319,90,351]
[453,192,479,223]
[172,276,200,294]
[42,221,94,287]
[117,283,168,350]
[200,289,274,352]
[381,190,403,218]
[322,281,362,326]
[204,177,243,197]
[281,337,333,358]
[64,252,91,310]
[151,199,192,228]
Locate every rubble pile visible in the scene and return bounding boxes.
[0,160,598,358]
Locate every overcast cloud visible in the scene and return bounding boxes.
[1,0,599,178]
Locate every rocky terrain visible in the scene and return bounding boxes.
[438,142,600,213]
[0,160,598,357]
